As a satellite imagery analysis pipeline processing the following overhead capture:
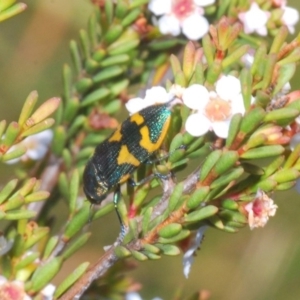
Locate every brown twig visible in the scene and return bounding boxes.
[58,168,200,299]
[58,241,121,300]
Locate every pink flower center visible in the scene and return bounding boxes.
[0,283,25,300]
[205,97,231,121]
[252,200,263,216]
[172,0,195,20]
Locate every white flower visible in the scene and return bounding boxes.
[244,189,278,230]
[125,292,143,300]
[5,129,53,164]
[183,75,251,138]
[169,84,186,99]
[0,275,31,300]
[148,0,215,40]
[238,2,270,36]
[241,48,256,68]
[183,225,207,278]
[281,6,299,34]
[0,275,55,300]
[125,292,163,300]
[125,86,176,115]
[41,283,56,300]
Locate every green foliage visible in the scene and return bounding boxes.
[0,0,26,22]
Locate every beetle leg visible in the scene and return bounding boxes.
[128,171,173,187]
[144,145,186,164]
[153,172,173,180]
[113,185,127,237]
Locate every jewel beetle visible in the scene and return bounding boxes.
[83,102,174,231]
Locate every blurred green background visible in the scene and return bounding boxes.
[1,1,300,299]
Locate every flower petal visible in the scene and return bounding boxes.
[281,6,299,34]
[194,0,215,6]
[148,0,172,15]
[34,129,53,145]
[27,144,48,160]
[158,15,181,36]
[256,26,268,36]
[185,113,210,137]
[144,86,170,103]
[169,84,186,99]
[4,145,20,164]
[41,284,56,300]
[238,3,270,35]
[126,87,173,115]
[183,226,207,278]
[245,190,278,230]
[230,94,246,115]
[241,48,255,68]
[216,75,241,100]
[182,84,209,110]
[181,13,209,40]
[125,292,142,300]
[125,97,152,114]
[211,119,231,138]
